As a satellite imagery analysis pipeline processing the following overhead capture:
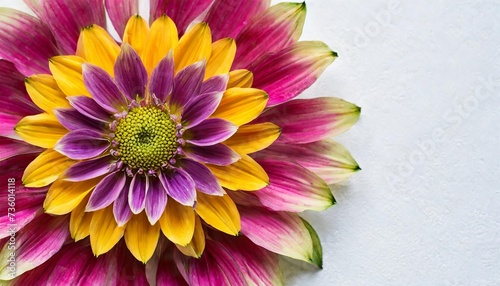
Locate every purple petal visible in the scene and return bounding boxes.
[150,0,213,34]
[184,144,240,166]
[181,91,224,128]
[54,108,104,132]
[68,96,112,123]
[200,74,229,95]
[129,174,149,214]
[186,118,237,146]
[0,9,58,76]
[64,156,115,182]
[159,168,196,206]
[180,159,224,196]
[105,0,139,36]
[145,177,168,224]
[204,0,270,41]
[169,61,206,114]
[86,171,126,211]
[83,64,128,113]
[149,52,174,102]
[113,176,133,226]
[0,112,23,139]
[55,129,110,160]
[114,44,148,100]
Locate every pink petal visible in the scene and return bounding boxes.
[150,0,213,34]
[82,64,128,114]
[186,118,237,146]
[155,248,189,285]
[0,137,42,162]
[114,44,148,100]
[105,0,139,37]
[0,60,40,115]
[0,112,23,140]
[86,171,126,211]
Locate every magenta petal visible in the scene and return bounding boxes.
[64,156,115,182]
[184,144,240,166]
[205,0,270,41]
[0,112,23,140]
[0,9,58,76]
[55,129,110,160]
[170,61,206,114]
[129,174,149,214]
[159,168,196,206]
[0,137,42,162]
[67,96,112,123]
[105,0,139,36]
[113,176,133,226]
[83,64,128,113]
[186,118,237,146]
[149,52,175,102]
[0,60,41,115]
[54,108,104,132]
[150,0,213,34]
[114,44,148,100]
[145,177,168,224]
[156,249,189,285]
[181,90,224,129]
[180,159,224,196]
[25,0,106,54]
[86,171,126,211]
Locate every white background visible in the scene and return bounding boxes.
[2,0,500,285]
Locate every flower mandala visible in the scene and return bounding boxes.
[0,0,360,285]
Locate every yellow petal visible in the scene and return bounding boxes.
[224,122,281,154]
[208,154,269,191]
[24,74,71,113]
[123,15,149,56]
[141,16,178,75]
[211,87,268,126]
[205,38,236,80]
[22,148,74,188]
[175,215,205,258]
[76,25,120,76]
[49,55,90,97]
[174,22,211,73]
[124,212,160,263]
[44,177,100,215]
[15,113,68,148]
[70,194,93,241]
[194,193,240,235]
[227,69,253,88]
[159,199,195,246]
[90,206,124,257]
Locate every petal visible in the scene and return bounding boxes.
[204,0,271,41]
[200,74,229,95]
[149,52,174,102]
[55,129,110,160]
[44,177,101,215]
[54,108,104,133]
[105,0,139,36]
[159,199,195,246]
[205,38,236,80]
[113,176,133,227]
[251,41,336,106]
[114,44,148,100]
[159,168,196,206]
[15,113,68,148]
[124,212,160,263]
[22,149,75,188]
[180,159,224,196]
[141,15,178,75]
[0,112,23,140]
[86,171,127,211]
[24,74,71,114]
[0,137,42,162]
[256,97,361,144]
[227,69,253,88]
[77,25,121,76]
[145,177,168,224]
[0,8,58,76]
[150,0,213,34]
[186,118,237,146]
[195,193,240,236]
[154,246,189,285]
[123,15,149,55]
[184,143,240,166]
[49,55,90,97]
[64,156,116,182]
[129,174,149,214]
[25,0,106,54]
[174,23,212,73]
[181,90,225,129]
[170,61,206,115]
[233,2,306,69]
[207,154,269,191]
[211,87,268,126]
[90,206,125,256]
[254,160,334,212]
[174,215,205,258]
[224,122,281,154]
[70,195,93,241]
[82,64,128,113]
[0,60,41,116]
[67,96,112,123]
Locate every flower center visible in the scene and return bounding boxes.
[114,106,178,170]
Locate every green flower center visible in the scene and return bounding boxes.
[114,106,178,170]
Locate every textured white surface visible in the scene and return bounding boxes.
[1,0,500,285]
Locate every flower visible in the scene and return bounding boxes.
[0,0,361,285]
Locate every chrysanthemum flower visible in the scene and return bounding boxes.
[0,0,360,285]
